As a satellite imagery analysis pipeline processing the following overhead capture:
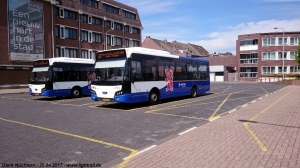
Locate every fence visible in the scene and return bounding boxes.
[257,74,300,83]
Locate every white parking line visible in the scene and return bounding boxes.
[123,145,157,160]
[178,127,197,135]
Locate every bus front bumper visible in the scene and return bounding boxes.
[91,93,131,103]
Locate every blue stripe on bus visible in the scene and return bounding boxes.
[92,81,210,103]
[29,85,91,97]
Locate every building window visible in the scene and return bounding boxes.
[240,53,258,64]
[55,47,61,57]
[81,15,88,22]
[290,37,300,45]
[56,47,77,58]
[132,27,139,34]
[278,37,288,45]
[113,37,122,46]
[92,32,102,43]
[106,35,111,45]
[124,26,130,32]
[262,38,275,46]
[278,52,287,60]
[262,67,275,74]
[81,50,88,59]
[278,66,287,74]
[64,10,76,20]
[123,10,136,19]
[91,51,97,60]
[290,52,298,59]
[290,66,299,73]
[81,31,88,41]
[133,40,139,47]
[80,0,99,8]
[125,39,129,47]
[65,48,77,58]
[55,26,60,37]
[92,17,101,25]
[105,21,111,28]
[240,67,257,78]
[240,39,258,46]
[54,7,59,16]
[103,4,119,14]
[114,22,122,30]
[262,52,275,60]
[65,28,77,39]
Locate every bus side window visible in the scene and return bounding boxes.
[53,67,64,81]
[131,60,143,81]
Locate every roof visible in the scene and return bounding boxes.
[143,37,210,57]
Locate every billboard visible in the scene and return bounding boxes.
[8,0,44,61]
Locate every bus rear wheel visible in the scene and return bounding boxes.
[191,86,198,98]
[71,87,82,98]
[149,90,159,105]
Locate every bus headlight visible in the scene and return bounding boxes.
[115,91,123,95]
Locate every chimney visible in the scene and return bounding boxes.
[146,36,150,38]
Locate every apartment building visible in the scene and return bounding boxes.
[237,32,300,82]
[0,0,142,85]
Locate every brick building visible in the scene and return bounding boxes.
[0,0,142,85]
[237,32,300,82]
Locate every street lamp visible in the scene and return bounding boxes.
[105,29,114,50]
[274,27,285,78]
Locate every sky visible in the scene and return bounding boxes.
[117,0,300,55]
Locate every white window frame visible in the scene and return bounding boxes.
[88,16,92,24]
[60,26,65,39]
[59,8,64,18]
[111,22,114,30]
[88,31,92,43]
[111,36,115,46]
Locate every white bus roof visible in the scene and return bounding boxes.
[35,57,95,65]
[102,47,179,59]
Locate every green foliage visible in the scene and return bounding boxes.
[295,40,300,66]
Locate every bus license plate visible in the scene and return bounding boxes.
[103,98,110,102]
[34,93,40,96]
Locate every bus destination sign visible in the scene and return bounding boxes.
[33,60,49,67]
[97,50,126,60]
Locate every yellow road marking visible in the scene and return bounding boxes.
[0,117,138,168]
[147,94,261,113]
[208,93,232,120]
[222,86,232,93]
[243,87,295,152]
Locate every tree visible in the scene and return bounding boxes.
[295,40,300,66]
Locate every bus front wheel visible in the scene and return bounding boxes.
[149,90,159,105]
[71,87,82,98]
[191,86,198,98]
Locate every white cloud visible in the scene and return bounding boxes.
[191,18,300,54]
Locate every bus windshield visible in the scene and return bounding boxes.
[29,67,51,82]
[94,59,127,82]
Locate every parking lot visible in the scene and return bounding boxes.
[0,83,285,168]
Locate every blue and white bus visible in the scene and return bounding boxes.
[91,47,210,104]
[29,57,95,98]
